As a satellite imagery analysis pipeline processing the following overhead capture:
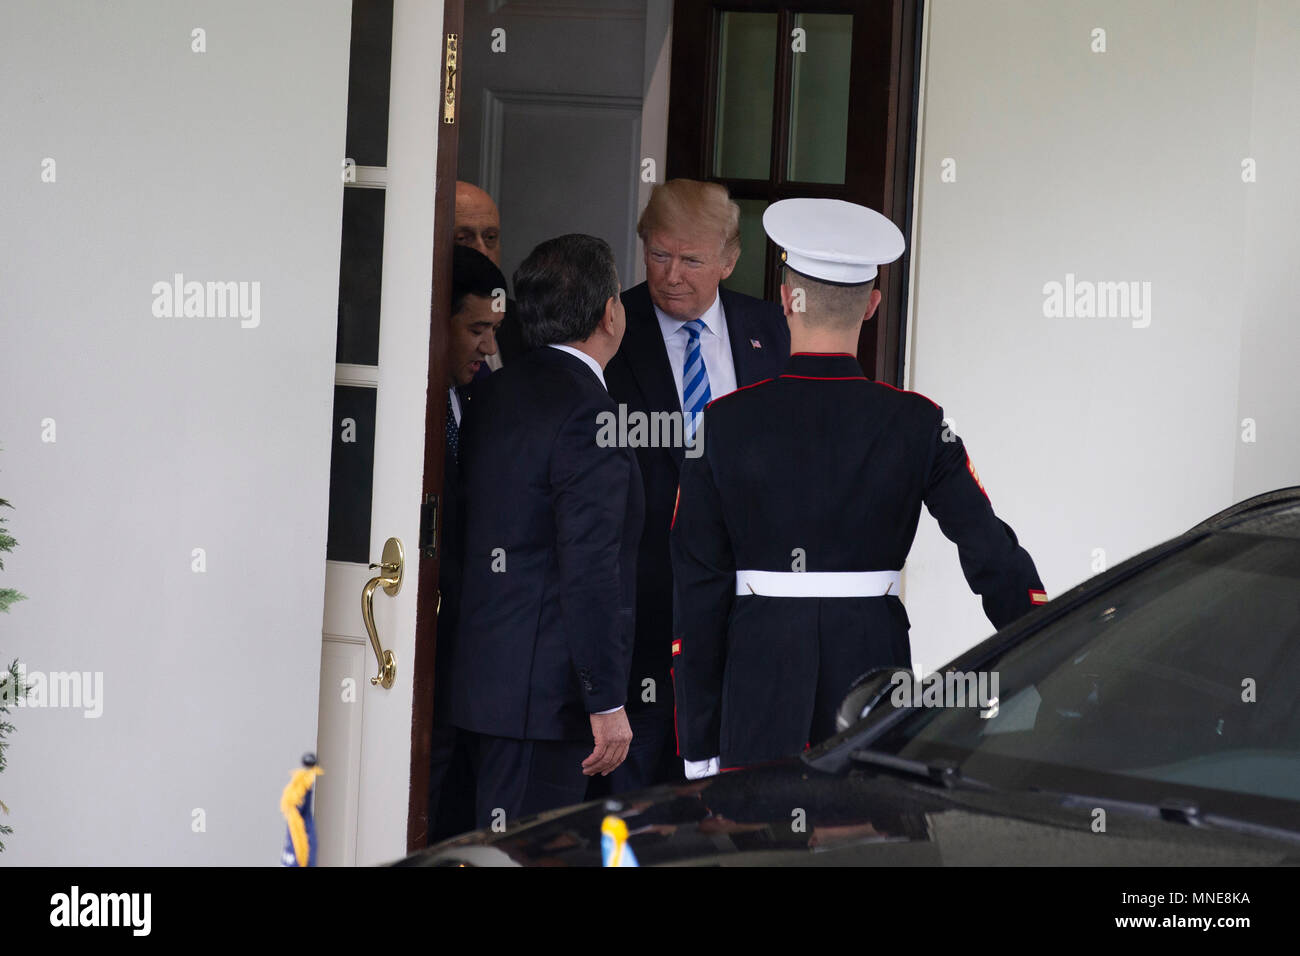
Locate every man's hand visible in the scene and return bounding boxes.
[583,708,633,776]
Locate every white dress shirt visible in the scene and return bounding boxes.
[546,343,620,715]
[448,386,462,426]
[547,343,608,391]
[653,292,738,409]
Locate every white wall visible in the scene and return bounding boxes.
[0,0,351,863]
[904,0,1298,674]
[1235,0,1300,501]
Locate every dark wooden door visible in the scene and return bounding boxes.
[406,0,463,854]
[667,0,922,385]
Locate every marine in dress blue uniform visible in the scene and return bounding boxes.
[670,199,1046,775]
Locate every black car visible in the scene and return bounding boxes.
[396,488,1300,866]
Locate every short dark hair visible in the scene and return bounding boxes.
[782,265,875,329]
[451,245,507,317]
[512,234,618,348]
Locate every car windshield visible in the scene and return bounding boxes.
[870,530,1300,825]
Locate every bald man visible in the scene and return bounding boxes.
[455,181,525,366]
[454,181,502,265]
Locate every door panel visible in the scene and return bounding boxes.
[315,0,447,867]
[458,0,650,287]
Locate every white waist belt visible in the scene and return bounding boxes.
[734,570,901,598]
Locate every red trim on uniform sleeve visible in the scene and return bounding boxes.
[670,485,681,530]
[965,452,991,502]
[1029,589,1048,605]
[705,376,774,408]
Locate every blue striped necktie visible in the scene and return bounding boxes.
[682,317,711,442]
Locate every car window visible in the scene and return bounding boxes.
[872,532,1300,810]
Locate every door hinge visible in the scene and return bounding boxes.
[442,33,458,125]
[420,493,439,560]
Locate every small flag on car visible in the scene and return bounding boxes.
[280,753,323,867]
[601,814,639,867]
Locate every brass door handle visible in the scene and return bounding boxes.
[362,537,403,689]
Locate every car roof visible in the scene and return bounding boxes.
[1190,486,1300,538]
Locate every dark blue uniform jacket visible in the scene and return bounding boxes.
[670,351,1045,767]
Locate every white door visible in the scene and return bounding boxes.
[314,0,447,867]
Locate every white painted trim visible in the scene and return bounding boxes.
[335,363,380,387]
[897,0,932,615]
[315,0,441,870]
[636,0,673,285]
[349,165,388,189]
[903,0,931,396]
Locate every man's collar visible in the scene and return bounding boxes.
[652,291,725,338]
[781,352,868,380]
[547,343,607,390]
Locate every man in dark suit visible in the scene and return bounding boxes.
[427,245,507,843]
[450,234,644,828]
[603,180,790,792]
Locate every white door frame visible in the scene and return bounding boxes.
[316,0,446,868]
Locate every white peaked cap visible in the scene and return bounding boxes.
[763,198,905,285]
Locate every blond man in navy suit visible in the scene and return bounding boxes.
[603,180,790,793]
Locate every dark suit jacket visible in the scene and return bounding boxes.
[449,346,645,741]
[495,298,528,364]
[434,385,469,725]
[604,281,789,718]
